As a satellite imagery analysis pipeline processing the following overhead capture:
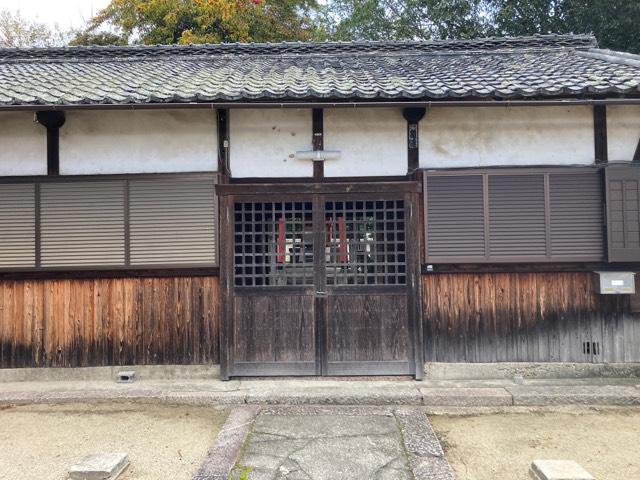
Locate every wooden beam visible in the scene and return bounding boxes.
[633,134,640,163]
[593,105,608,164]
[402,108,426,174]
[217,109,230,181]
[35,111,65,176]
[312,108,324,179]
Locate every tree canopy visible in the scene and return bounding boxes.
[0,1,635,54]
[70,0,320,46]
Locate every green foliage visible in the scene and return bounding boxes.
[71,0,320,46]
[323,0,640,52]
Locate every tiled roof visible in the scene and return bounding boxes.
[1,34,639,106]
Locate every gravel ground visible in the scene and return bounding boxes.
[430,407,640,480]
[0,402,228,480]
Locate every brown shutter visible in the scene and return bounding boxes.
[129,175,217,266]
[0,183,35,267]
[606,165,640,261]
[40,181,125,266]
[425,175,485,261]
[488,174,547,258]
[549,171,604,260]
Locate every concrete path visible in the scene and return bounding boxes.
[228,406,453,480]
[1,377,640,407]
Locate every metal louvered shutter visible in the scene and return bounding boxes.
[0,183,35,267]
[40,181,125,266]
[606,165,640,261]
[549,171,604,260]
[425,175,485,260]
[488,174,547,258]
[129,175,217,266]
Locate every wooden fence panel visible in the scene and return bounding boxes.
[0,276,219,368]
[422,272,639,363]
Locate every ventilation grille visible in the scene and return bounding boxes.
[583,341,600,356]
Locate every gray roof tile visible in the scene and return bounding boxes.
[1,34,640,106]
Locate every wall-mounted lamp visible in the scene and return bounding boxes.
[295,150,341,162]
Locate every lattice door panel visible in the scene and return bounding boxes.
[234,201,314,287]
[325,199,407,286]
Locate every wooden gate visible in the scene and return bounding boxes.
[218,182,423,379]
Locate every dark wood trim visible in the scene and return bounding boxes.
[217,181,420,196]
[218,194,234,380]
[7,96,640,113]
[35,111,65,176]
[421,165,602,176]
[34,183,41,268]
[594,105,608,164]
[229,175,411,184]
[421,263,640,274]
[407,191,424,380]
[312,108,324,180]
[403,108,426,174]
[123,180,131,266]
[217,109,230,181]
[633,135,640,163]
[0,171,218,184]
[313,194,327,376]
[0,266,219,281]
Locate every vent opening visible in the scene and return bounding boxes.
[582,341,600,356]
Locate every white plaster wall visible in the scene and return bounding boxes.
[323,108,407,177]
[420,106,594,168]
[0,112,47,175]
[229,109,312,178]
[607,105,640,161]
[59,109,217,174]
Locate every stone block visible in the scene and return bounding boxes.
[530,460,594,480]
[420,387,513,407]
[69,453,129,480]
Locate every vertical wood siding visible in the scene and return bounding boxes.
[0,276,219,368]
[423,272,640,363]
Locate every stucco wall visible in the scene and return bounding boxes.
[323,108,407,177]
[420,106,595,168]
[607,105,640,161]
[0,112,47,175]
[229,109,312,178]
[59,110,217,174]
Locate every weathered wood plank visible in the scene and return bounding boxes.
[422,272,638,363]
[0,276,219,368]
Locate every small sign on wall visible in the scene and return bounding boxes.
[594,271,636,294]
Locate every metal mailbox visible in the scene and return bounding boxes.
[594,271,636,294]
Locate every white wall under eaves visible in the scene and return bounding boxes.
[0,112,47,175]
[59,109,217,174]
[419,106,596,168]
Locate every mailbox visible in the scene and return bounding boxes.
[594,272,636,294]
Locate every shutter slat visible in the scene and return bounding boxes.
[40,181,125,266]
[426,175,485,258]
[0,184,35,267]
[129,176,217,266]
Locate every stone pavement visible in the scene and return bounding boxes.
[228,406,453,480]
[1,377,640,407]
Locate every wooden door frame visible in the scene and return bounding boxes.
[217,181,424,380]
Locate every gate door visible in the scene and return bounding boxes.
[322,197,413,375]
[218,184,422,378]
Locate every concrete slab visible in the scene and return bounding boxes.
[69,453,129,480]
[530,460,595,480]
[193,406,260,480]
[420,387,512,407]
[508,385,640,406]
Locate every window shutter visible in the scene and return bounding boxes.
[0,184,35,267]
[488,174,546,258]
[425,175,485,260]
[549,171,604,259]
[606,165,640,261]
[129,175,217,265]
[40,181,125,266]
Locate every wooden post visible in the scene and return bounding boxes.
[594,105,608,164]
[312,108,324,179]
[402,107,426,175]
